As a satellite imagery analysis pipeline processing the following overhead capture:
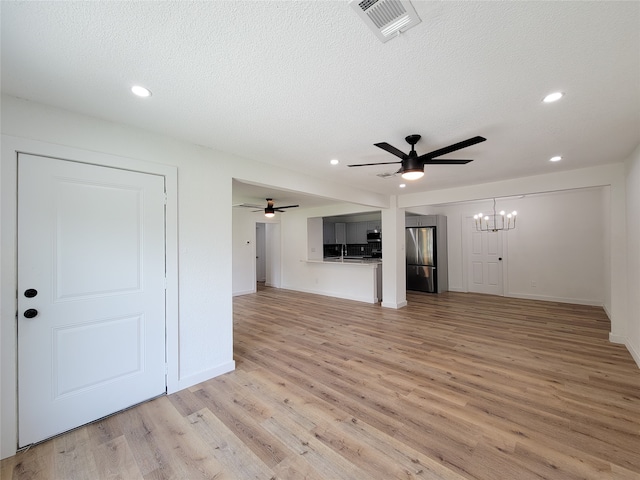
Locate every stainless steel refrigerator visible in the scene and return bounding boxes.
[406,226,437,293]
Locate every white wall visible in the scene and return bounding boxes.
[421,189,606,305]
[232,208,261,296]
[507,189,605,304]
[625,145,640,365]
[265,223,281,288]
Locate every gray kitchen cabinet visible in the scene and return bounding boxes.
[405,215,436,227]
[366,221,381,231]
[356,221,368,243]
[335,222,346,244]
[323,220,335,244]
[346,222,359,244]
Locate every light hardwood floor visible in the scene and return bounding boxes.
[2,287,640,479]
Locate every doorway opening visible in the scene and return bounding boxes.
[255,222,281,290]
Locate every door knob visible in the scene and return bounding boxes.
[24,309,38,319]
[24,288,38,298]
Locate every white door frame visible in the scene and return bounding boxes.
[1,136,179,459]
[265,222,281,288]
[256,223,266,283]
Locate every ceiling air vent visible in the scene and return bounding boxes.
[350,0,421,43]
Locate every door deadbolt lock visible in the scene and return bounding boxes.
[24,288,38,298]
[24,309,38,319]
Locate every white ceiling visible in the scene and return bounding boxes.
[2,1,639,206]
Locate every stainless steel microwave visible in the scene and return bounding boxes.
[367,230,381,242]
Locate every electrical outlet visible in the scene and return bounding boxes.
[531,281,537,288]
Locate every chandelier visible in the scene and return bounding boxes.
[474,198,517,232]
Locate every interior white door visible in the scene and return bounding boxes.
[467,217,504,295]
[17,153,166,446]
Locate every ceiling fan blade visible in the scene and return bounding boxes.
[276,205,299,209]
[236,203,263,209]
[419,136,486,160]
[347,161,402,167]
[422,159,474,165]
[374,142,407,159]
[275,209,286,213]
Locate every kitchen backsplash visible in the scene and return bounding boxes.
[324,243,379,257]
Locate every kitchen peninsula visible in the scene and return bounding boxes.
[304,257,382,303]
[305,213,383,304]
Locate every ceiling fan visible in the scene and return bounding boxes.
[235,198,299,218]
[348,134,486,180]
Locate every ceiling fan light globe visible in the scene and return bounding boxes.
[264,212,275,218]
[401,170,424,180]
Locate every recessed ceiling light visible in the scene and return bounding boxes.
[399,183,406,188]
[131,85,152,97]
[543,92,564,103]
[549,156,562,162]
[330,159,339,165]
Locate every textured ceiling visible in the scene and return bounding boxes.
[2,1,639,206]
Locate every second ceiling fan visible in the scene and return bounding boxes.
[348,134,486,180]
[236,198,299,218]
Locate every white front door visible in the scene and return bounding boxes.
[17,154,167,446]
[467,217,504,295]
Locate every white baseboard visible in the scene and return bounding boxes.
[382,300,408,309]
[281,285,378,304]
[626,341,640,369]
[506,292,603,307]
[171,360,236,393]
[607,335,640,369]
[232,289,256,297]
[609,333,626,344]
[447,287,465,293]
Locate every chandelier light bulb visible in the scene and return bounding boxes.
[474,198,518,233]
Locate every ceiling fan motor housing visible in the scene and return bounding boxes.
[402,155,424,174]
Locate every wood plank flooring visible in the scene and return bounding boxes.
[3,287,640,479]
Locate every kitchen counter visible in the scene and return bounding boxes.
[303,258,382,303]
[312,256,382,265]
